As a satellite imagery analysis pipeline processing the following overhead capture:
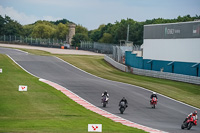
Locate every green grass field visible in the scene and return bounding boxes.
[0,53,146,132]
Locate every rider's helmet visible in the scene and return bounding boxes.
[153,92,156,95]
[104,90,108,95]
[122,97,125,100]
[193,110,197,115]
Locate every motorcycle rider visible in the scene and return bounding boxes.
[119,97,128,108]
[102,90,109,103]
[184,111,198,125]
[150,92,158,103]
[102,90,109,97]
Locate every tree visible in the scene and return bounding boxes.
[50,19,72,25]
[22,24,34,37]
[89,29,101,42]
[55,23,68,40]
[98,33,113,43]
[71,33,90,47]
[75,24,88,35]
[32,23,55,38]
[89,24,105,42]
[0,15,23,36]
[0,15,5,35]
[3,21,23,36]
[112,19,129,44]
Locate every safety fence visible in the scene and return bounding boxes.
[104,55,200,85]
[0,35,64,48]
[80,41,117,54]
[112,46,133,63]
[130,67,200,85]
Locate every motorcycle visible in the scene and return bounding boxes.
[150,97,157,108]
[119,101,126,114]
[102,95,109,107]
[181,115,196,130]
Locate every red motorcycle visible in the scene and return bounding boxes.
[150,97,157,108]
[181,115,197,130]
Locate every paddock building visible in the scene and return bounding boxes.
[125,21,200,77]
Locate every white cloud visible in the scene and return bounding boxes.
[0,5,62,25]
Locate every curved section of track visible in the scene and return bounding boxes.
[0,47,199,133]
[39,79,165,133]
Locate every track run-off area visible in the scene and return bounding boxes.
[0,47,199,133]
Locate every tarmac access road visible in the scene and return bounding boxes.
[0,47,199,133]
[0,44,103,55]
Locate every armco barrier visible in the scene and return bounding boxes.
[104,55,200,85]
[104,55,128,72]
[131,67,200,85]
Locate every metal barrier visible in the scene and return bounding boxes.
[80,41,117,54]
[104,55,200,85]
[104,55,128,72]
[113,46,133,63]
[131,67,200,85]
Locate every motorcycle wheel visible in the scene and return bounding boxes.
[120,108,125,114]
[103,102,106,107]
[153,104,155,108]
[187,122,192,130]
[181,123,185,129]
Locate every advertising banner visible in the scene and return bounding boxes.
[144,21,200,39]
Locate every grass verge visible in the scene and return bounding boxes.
[0,53,146,133]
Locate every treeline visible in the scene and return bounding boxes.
[87,15,200,45]
[0,15,74,41]
[0,15,200,46]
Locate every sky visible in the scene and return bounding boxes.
[0,0,199,30]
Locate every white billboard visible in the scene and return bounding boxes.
[143,38,200,63]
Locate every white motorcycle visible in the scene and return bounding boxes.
[102,95,109,107]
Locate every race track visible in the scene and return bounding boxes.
[1,47,199,133]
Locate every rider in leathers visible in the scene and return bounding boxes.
[184,111,198,125]
[102,90,109,103]
[102,90,109,97]
[119,97,128,108]
[150,92,158,103]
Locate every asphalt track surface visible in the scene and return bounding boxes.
[1,47,200,133]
